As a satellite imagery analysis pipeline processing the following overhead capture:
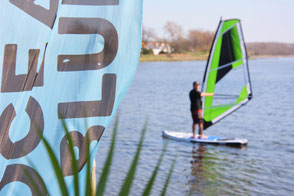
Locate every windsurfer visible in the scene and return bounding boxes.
[189,81,214,139]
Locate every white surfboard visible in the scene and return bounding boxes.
[162,130,248,147]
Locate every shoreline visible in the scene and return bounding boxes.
[139,54,294,62]
[249,55,294,60]
[139,54,208,62]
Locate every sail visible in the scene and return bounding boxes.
[0,1,142,195]
[202,19,253,129]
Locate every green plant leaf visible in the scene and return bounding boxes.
[142,143,167,196]
[23,165,48,196]
[60,117,79,196]
[96,115,119,196]
[85,132,92,196]
[119,121,147,196]
[81,111,92,196]
[161,154,177,196]
[25,150,49,196]
[36,125,69,196]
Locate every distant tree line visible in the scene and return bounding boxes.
[143,21,294,56]
[247,42,294,56]
[143,21,214,53]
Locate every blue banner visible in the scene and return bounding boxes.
[0,1,142,195]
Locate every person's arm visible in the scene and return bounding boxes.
[201,92,214,97]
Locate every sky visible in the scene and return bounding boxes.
[143,0,294,43]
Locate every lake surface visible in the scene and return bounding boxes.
[95,58,294,195]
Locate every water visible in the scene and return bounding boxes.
[95,58,294,195]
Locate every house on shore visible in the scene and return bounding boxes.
[142,42,172,55]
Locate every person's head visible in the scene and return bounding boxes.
[193,81,200,90]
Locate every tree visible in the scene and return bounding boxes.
[164,21,186,52]
[188,30,214,52]
[246,42,294,56]
[142,25,156,43]
[164,21,183,42]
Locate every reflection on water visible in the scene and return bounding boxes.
[188,145,219,196]
[187,144,253,196]
[191,145,206,180]
[188,145,207,194]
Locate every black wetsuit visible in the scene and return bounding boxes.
[189,89,202,111]
[189,89,203,124]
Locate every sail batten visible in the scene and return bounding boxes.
[210,59,243,72]
[201,19,253,129]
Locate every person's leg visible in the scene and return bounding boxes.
[191,111,198,138]
[198,122,207,139]
[192,122,197,138]
[198,111,207,139]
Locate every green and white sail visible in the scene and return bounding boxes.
[202,19,253,129]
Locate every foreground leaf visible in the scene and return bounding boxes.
[161,155,177,196]
[142,143,167,196]
[85,132,92,196]
[119,122,147,196]
[96,116,119,196]
[24,163,48,196]
[60,117,79,196]
[36,126,69,196]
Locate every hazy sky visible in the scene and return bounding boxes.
[143,0,294,43]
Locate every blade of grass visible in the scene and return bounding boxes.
[24,167,47,196]
[85,132,92,196]
[60,116,79,196]
[81,109,91,195]
[119,121,147,196]
[36,125,69,196]
[25,159,49,196]
[82,113,94,196]
[96,115,119,196]
[142,143,167,196]
[161,155,177,196]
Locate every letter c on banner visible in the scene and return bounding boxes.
[0,96,44,159]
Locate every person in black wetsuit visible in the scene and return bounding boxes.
[189,81,214,139]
